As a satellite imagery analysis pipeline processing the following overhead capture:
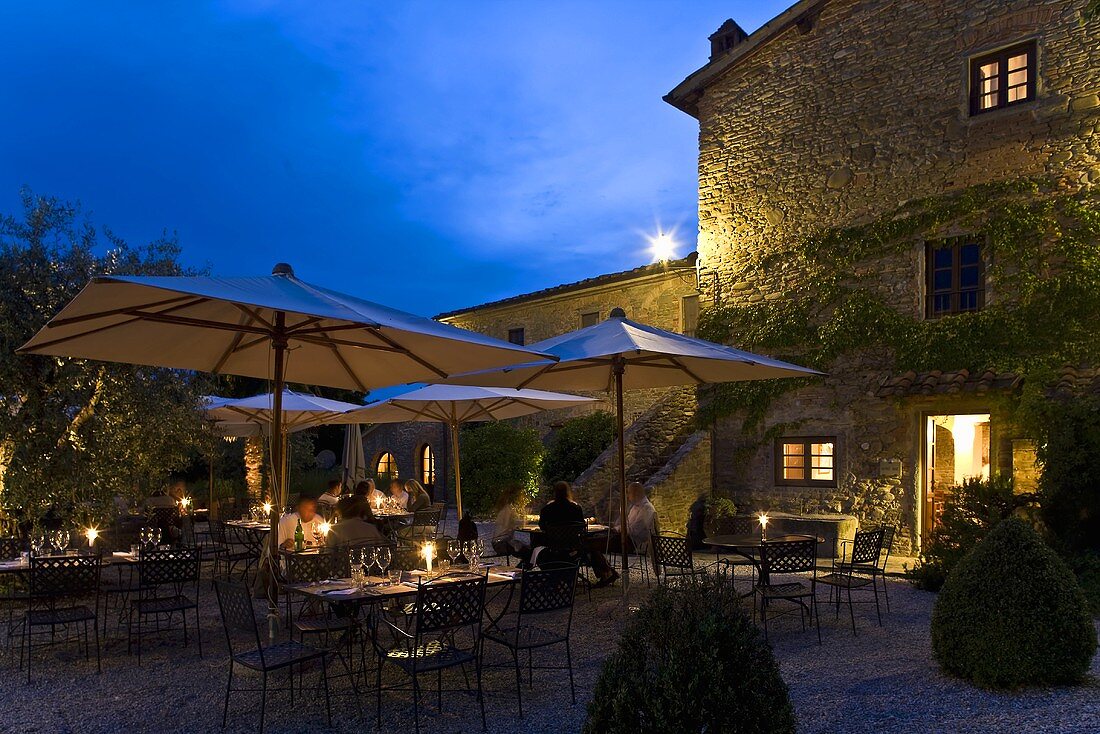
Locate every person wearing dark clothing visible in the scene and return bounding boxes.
[537,482,617,587]
[687,494,708,550]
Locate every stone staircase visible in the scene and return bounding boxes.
[572,387,710,530]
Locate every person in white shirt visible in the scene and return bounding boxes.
[317,479,343,514]
[278,497,326,549]
[388,479,410,510]
[491,484,524,556]
[612,482,658,556]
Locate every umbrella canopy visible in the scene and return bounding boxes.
[203,389,364,434]
[19,263,551,391]
[345,384,597,518]
[342,424,367,489]
[445,308,822,575]
[19,263,554,612]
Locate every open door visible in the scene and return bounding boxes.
[922,413,990,544]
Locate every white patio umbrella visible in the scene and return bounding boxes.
[342,424,367,489]
[18,263,554,610]
[445,308,823,572]
[203,389,367,496]
[344,384,598,519]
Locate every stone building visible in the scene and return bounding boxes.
[365,0,1098,555]
[664,0,1099,554]
[361,255,707,526]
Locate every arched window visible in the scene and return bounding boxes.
[375,452,398,478]
[420,444,435,487]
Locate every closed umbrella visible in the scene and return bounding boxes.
[344,384,597,518]
[19,262,553,619]
[342,424,367,489]
[445,308,822,574]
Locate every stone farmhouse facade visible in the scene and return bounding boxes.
[364,0,1098,555]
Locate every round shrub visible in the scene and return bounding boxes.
[583,577,795,734]
[931,518,1097,688]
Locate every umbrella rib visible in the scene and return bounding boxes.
[366,327,449,379]
[211,311,258,374]
[232,303,275,332]
[667,356,706,384]
[516,361,560,389]
[118,311,270,335]
[42,294,203,328]
[291,333,404,353]
[323,338,368,393]
[21,298,211,353]
[290,322,380,337]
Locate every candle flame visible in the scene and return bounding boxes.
[85,527,99,544]
[262,502,273,515]
[319,521,331,536]
[758,513,769,528]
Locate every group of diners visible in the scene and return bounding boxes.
[276,477,433,551]
[489,479,657,589]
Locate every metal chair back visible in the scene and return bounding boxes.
[880,526,896,568]
[519,565,578,615]
[213,579,265,664]
[138,546,201,588]
[708,515,755,536]
[414,575,486,636]
[652,534,694,572]
[208,520,231,546]
[759,537,817,575]
[411,508,441,531]
[538,522,586,560]
[30,555,100,601]
[284,551,334,584]
[850,528,885,565]
[0,536,20,560]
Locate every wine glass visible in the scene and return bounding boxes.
[55,530,71,553]
[376,546,392,577]
[471,538,484,569]
[30,534,43,558]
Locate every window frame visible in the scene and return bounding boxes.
[968,40,1036,116]
[507,327,525,346]
[774,436,838,488]
[580,311,600,328]
[419,444,435,487]
[924,235,986,319]
[375,451,398,478]
[681,294,700,336]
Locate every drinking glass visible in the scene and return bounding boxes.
[377,546,392,576]
[472,538,484,569]
[57,530,71,552]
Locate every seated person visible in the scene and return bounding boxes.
[353,478,385,503]
[277,496,326,550]
[317,479,343,512]
[538,481,618,587]
[142,488,177,511]
[404,479,432,513]
[328,499,385,546]
[611,482,658,553]
[388,479,410,510]
[491,484,525,556]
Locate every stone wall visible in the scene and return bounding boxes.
[360,421,450,501]
[674,0,1099,553]
[645,430,713,534]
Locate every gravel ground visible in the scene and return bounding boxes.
[0,570,1096,734]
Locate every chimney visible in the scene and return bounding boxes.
[708,19,749,61]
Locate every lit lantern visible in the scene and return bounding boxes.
[758,513,769,541]
[421,543,435,574]
[85,527,99,548]
[318,521,331,539]
[179,496,192,510]
[261,501,273,516]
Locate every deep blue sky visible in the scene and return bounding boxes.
[0,1,790,316]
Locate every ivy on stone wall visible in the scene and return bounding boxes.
[696,178,1100,429]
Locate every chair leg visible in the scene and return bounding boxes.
[222,662,234,729]
[872,575,883,626]
[761,595,769,642]
[565,639,576,705]
[511,646,524,718]
[258,671,267,734]
[94,617,101,673]
[847,584,857,635]
[375,658,383,731]
[476,656,487,732]
[412,673,421,734]
[321,655,332,727]
[881,570,891,611]
[813,585,822,645]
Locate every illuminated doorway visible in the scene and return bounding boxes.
[922,413,990,543]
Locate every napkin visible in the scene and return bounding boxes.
[323,587,358,596]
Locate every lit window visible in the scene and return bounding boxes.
[375,452,398,478]
[580,311,599,328]
[926,236,985,318]
[969,41,1036,115]
[507,327,525,346]
[775,438,836,487]
[420,444,435,486]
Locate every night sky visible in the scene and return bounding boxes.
[0,1,790,316]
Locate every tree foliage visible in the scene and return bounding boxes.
[542,410,614,483]
[0,190,210,528]
[458,421,544,516]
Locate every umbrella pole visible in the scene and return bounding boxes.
[266,317,287,636]
[450,417,463,521]
[614,357,628,577]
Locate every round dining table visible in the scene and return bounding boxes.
[703,533,823,584]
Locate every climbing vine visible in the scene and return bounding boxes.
[696,178,1100,429]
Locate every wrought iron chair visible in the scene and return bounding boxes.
[21,555,101,683]
[371,574,488,734]
[214,579,331,734]
[208,520,255,582]
[652,533,719,585]
[128,546,202,663]
[146,505,182,545]
[817,528,885,634]
[405,507,442,542]
[758,536,820,643]
[0,537,27,650]
[483,564,578,718]
[536,521,594,595]
[282,550,355,647]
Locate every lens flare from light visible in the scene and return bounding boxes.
[649,231,678,262]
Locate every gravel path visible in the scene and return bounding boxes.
[0,571,1096,733]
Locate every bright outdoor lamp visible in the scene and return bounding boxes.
[649,231,677,262]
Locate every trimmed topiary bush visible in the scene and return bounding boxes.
[583,577,795,734]
[931,518,1097,688]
